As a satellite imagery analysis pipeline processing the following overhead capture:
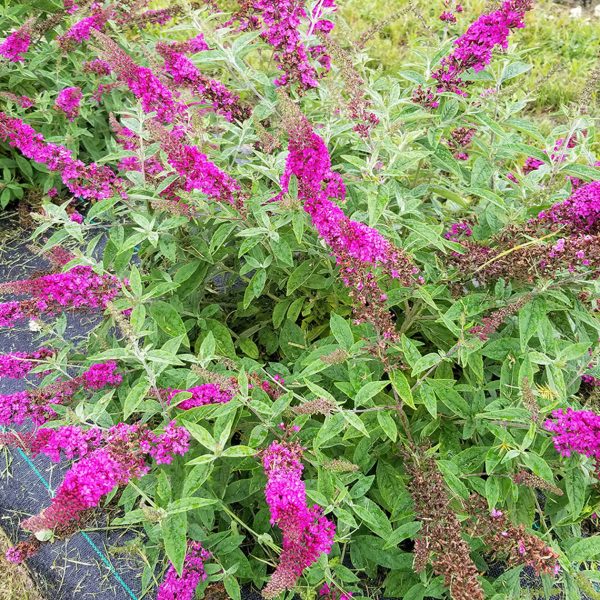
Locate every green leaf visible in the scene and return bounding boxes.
[521,453,554,484]
[221,445,257,457]
[519,297,546,351]
[389,370,416,410]
[224,576,241,600]
[330,313,354,350]
[383,522,422,549]
[564,461,586,520]
[167,498,217,515]
[199,332,216,359]
[150,301,187,339]
[570,536,600,562]
[353,498,393,538]
[163,512,188,575]
[182,420,217,452]
[377,411,397,442]
[501,61,532,83]
[182,464,213,497]
[343,412,370,438]
[411,353,440,376]
[287,260,318,295]
[123,380,150,420]
[354,381,388,406]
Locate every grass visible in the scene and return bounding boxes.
[0,528,42,600]
[336,0,600,114]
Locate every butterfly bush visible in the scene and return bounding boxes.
[149,121,243,208]
[1,0,600,597]
[278,98,420,336]
[0,23,31,62]
[232,0,336,89]
[156,37,249,122]
[94,31,186,124]
[166,383,234,410]
[545,408,600,465]
[431,0,533,96]
[0,265,122,326]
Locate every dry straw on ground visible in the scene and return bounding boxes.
[0,527,42,600]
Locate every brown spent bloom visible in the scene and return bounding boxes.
[7,508,94,563]
[320,349,349,365]
[292,397,338,415]
[579,50,600,114]
[521,377,540,423]
[465,495,560,576]
[512,470,563,496]
[318,34,379,137]
[469,294,532,340]
[450,227,600,285]
[339,257,399,341]
[405,453,485,600]
[253,119,281,153]
[323,458,359,473]
[191,365,237,391]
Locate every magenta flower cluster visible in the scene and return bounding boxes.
[140,421,191,465]
[58,6,111,48]
[0,348,54,379]
[538,180,600,234]
[261,440,335,598]
[522,136,578,175]
[0,361,122,427]
[0,112,125,200]
[0,265,121,326]
[444,221,472,241]
[64,0,79,14]
[0,426,104,463]
[447,126,476,160]
[235,0,335,89]
[55,87,83,121]
[156,126,242,207]
[432,0,533,96]
[0,302,25,328]
[156,37,247,122]
[545,408,600,465]
[157,541,211,600]
[81,360,123,389]
[110,117,163,176]
[582,373,600,387]
[281,118,420,286]
[96,31,185,124]
[167,383,234,410]
[0,24,31,62]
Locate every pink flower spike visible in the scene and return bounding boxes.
[261,440,335,598]
[55,87,83,121]
[0,24,31,62]
[157,541,211,600]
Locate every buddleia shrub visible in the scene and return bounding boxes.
[0,1,599,599]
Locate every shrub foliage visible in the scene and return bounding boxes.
[0,1,599,599]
